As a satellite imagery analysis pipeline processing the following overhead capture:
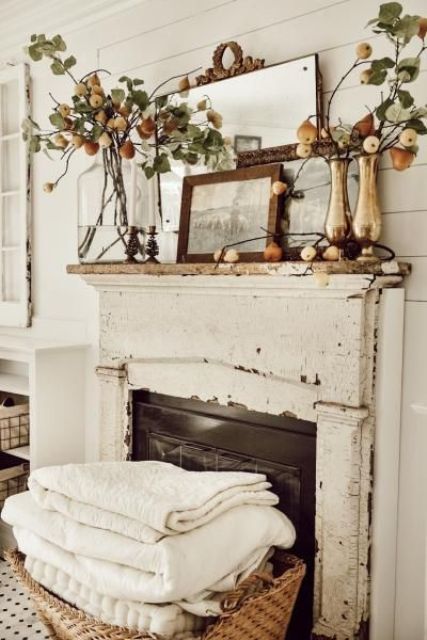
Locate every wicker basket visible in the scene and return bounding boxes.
[0,392,30,451]
[6,548,305,640]
[0,468,29,509]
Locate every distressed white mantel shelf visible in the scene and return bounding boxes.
[71,259,408,640]
[68,260,409,294]
[67,259,410,278]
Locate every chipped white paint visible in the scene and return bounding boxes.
[80,269,405,640]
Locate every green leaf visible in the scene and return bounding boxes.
[91,124,103,141]
[385,103,411,123]
[74,102,92,114]
[133,78,144,85]
[29,136,41,153]
[119,75,131,83]
[188,142,206,155]
[397,57,420,82]
[397,90,414,108]
[28,44,42,61]
[144,166,155,179]
[367,68,388,85]
[111,88,125,105]
[30,34,37,43]
[406,119,427,134]
[50,61,65,75]
[376,97,395,120]
[185,152,199,165]
[411,106,427,118]
[64,55,76,69]
[393,14,420,42]
[156,95,168,109]
[153,153,171,173]
[171,146,184,160]
[378,2,402,24]
[371,57,395,71]
[49,112,65,128]
[131,89,149,111]
[204,128,223,149]
[51,34,66,51]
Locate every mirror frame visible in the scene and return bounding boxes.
[193,41,325,166]
[156,41,325,226]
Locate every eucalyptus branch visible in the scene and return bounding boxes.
[79,69,111,82]
[53,148,76,187]
[148,66,202,100]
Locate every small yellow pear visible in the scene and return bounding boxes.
[399,128,417,148]
[300,245,317,261]
[271,181,288,196]
[322,245,340,261]
[389,147,415,171]
[363,135,380,154]
[223,249,239,263]
[297,120,317,144]
[263,242,283,262]
[296,143,312,159]
[356,42,373,59]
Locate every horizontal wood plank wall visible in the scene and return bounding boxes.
[71,1,427,637]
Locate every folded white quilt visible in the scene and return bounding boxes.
[25,555,204,638]
[4,491,295,604]
[28,461,278,542]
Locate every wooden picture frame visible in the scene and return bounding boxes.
[177,164,283,263]
[234,134,262,154]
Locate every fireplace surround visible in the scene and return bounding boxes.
[132,389,316,639]
[69,260,408,640]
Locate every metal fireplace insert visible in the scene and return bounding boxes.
[132,390,316,639]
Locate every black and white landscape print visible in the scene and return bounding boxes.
[187,177,271,254]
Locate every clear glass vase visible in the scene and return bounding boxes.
[78,149,148,263]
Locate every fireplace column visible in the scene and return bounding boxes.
[313,403,372,640]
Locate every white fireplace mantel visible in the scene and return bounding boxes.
[71,260,408,640]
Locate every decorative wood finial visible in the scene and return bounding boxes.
[195,41,265,86]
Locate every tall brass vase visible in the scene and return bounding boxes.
[351,153,381,262]
[324,158,352,246]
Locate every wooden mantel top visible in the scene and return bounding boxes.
[67,260,411,277]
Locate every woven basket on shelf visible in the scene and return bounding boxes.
[6,548,305,640]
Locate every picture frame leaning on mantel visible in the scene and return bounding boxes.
[177,163,284,263]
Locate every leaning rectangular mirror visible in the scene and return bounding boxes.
[157,44,322,233]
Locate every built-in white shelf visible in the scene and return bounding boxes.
[4,445,30,461]
[0,335,88,556]
[0,372,29,395]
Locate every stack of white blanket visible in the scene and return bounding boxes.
[2,461,295,638]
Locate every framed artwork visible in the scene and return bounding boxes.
[234,135,262,154]
[177,163,283,263]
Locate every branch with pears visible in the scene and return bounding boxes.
[292,2,427,170]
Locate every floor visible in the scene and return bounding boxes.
[0,560,51,640]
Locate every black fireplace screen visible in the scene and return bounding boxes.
[131,390,316,640]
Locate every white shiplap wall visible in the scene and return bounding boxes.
[0,1,425,637]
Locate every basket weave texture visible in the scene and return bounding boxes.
[0,472,29,509]
[0,393,30,451]
[6,548,305,640]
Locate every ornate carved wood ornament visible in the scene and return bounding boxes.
[195,41,265,85]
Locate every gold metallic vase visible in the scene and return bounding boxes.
[324,158,352,246]
[352,154,381,262]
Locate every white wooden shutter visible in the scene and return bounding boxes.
[0,63,31,327]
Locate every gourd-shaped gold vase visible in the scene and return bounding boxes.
[351,153,381,262]
[324,158,352,246]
